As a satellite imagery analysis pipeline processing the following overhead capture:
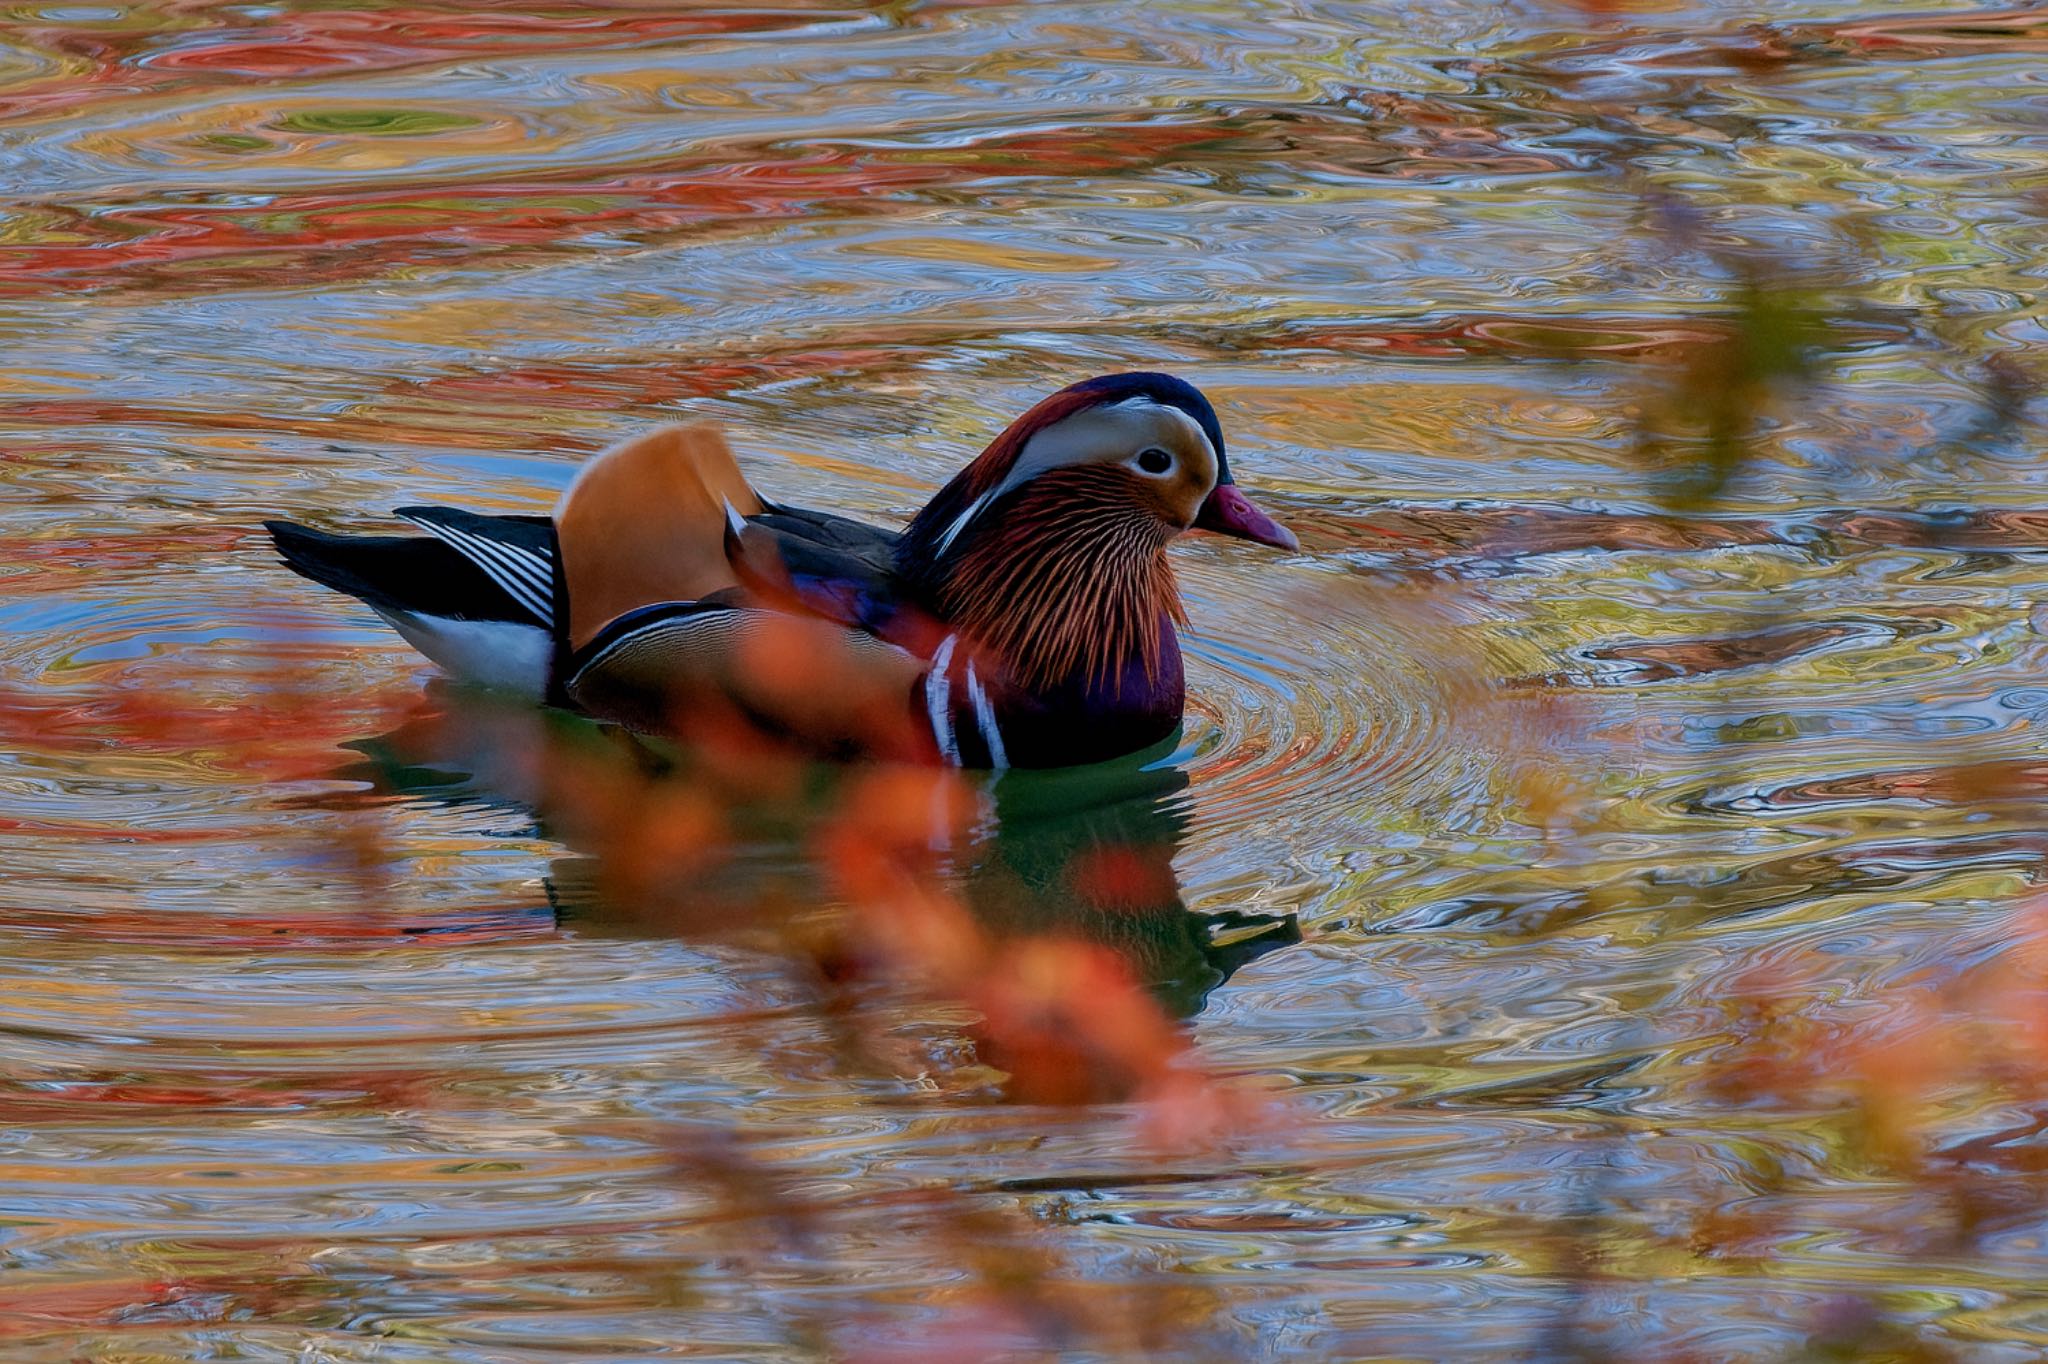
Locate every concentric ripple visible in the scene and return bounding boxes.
[1179,561,1532,837]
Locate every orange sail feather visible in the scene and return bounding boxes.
[553,423,765,648]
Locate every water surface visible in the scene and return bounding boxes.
[3,0,2047,1357]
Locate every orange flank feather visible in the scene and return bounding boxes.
[726,611,929,758]
[554,423,766,648]
[565,606,930,760]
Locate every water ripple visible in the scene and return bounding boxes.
[4,0,2047,1355]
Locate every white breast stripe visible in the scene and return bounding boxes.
[924,634,960,766]
[963,660,1008,770]
[401,516,552,621]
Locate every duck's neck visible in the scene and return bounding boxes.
[901,468,1185,697]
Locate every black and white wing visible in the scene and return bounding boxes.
[392,507,557,627]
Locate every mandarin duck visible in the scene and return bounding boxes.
[266,372,1295,769]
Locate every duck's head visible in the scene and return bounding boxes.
[904,372,1295,563]
[901,372,1295,690]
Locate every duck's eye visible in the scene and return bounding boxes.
[1136,447,1174,475]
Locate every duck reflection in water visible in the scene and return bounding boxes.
[326,683,1297,1022]
[946,746,1299,1019]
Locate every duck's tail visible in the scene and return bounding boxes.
[265,514,559,698]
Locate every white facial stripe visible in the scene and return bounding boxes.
[1149,402,1215,463]
[934,489,994,556]
[1107,396,1217,463]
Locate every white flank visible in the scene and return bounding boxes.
[379,610,551,699]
